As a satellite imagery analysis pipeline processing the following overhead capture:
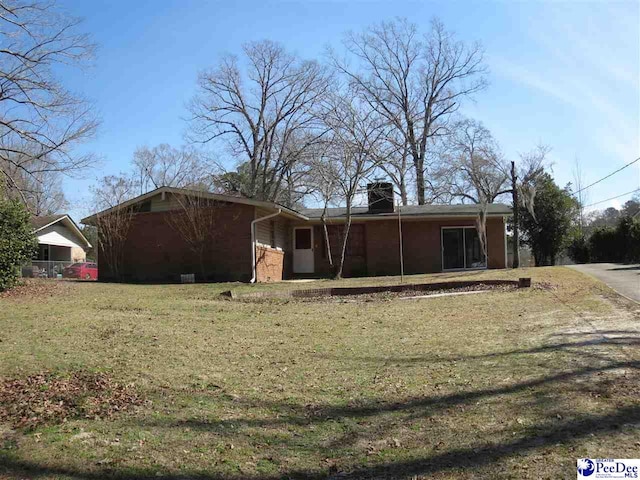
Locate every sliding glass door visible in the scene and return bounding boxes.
[442,227,487,270]
[442,228,465,270]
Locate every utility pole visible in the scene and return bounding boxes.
[511,161,520,269]
[398,198,404,282]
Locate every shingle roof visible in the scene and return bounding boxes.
[298,203,512,219]
[30,214,92,248]
[30,214,67,230]
[81,186,307,225]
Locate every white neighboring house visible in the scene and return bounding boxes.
[27,215,92,277]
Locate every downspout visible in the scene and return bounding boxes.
[250,208,282,283]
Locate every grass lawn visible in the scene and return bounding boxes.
[1,267,639,479]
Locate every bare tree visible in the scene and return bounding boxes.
[306,143,340,268]
[132,144,209,194]
[475,203,489,267]
[319,92,384,278]
[439,119,507,266]
[23,170,68,215]
[510,144,550,268]
[517,145,550,217]
[164,192,227,281]
[0,1,98,202]
[188,40,331,205]
[1,155,68,214]
[374,132,414,206]
[332,18,487,205]
[442,119,509,204]
[91,175,138,281]
[92,175,138,208]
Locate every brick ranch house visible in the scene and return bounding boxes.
[82,185,511,283]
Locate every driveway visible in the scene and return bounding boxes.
[569,263,640,302]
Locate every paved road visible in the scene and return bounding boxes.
[569,263,640,302]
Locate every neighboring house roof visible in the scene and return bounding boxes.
[30,214,67,231]
[31,214,92,249]
[299,203,512,220]
[81,186,308,224]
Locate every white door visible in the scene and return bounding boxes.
[293,227,314,273]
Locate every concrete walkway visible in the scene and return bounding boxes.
[569,263,640,303]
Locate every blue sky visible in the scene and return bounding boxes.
[58,0,640,220]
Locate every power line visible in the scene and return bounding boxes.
[584,188,640,208]
[573,156,640,196]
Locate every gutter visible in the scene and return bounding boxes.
[301,213,512,223]
[250,208,282,283]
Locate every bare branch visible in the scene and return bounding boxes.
[331,18,487,204]
[187,40,331,205]
[0,0,98,206]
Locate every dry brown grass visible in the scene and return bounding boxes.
[0,267,639,479]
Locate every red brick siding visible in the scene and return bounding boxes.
[365,220,401,276]
[302,217,506,278]
[256,246,285,282]
[486,216,506,269]
[312,224,368,277]
[98,203,254,282]
[400,217,506,273]
[99,207,506,282]
[403,217,506,272]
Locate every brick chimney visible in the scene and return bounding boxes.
[367,182,394,213]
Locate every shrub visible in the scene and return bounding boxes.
[585,216,640,263]
[618,216,640,262]
[519,173,579,266]
[567,234,590,263]
[0,200,37,291]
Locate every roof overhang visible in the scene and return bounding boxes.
[81,186,309,225]
[302,212,511,223]
[34,215,92,249]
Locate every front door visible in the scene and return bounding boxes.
[293,227,314,273]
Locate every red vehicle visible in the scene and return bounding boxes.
[63,262,98,280]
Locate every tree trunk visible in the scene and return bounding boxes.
[335,208,352,280]
[415,162,425,205]
[476,206,488,264]
[511,161,520,268]
[321,212,333,268]
[399,174,408,206]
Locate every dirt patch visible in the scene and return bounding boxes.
[0,279,71,300]
[295,283,519,303]
[531,281,558,291]
[229,279,525,302]
[230,284,519,304]
[0,370,144,430]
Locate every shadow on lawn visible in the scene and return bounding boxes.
[140,359,640,430]
[607,265,640,272]
[3,337,639,479]
[2,403,639,480]
[552,330,640,336]
[314,333,640,365]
